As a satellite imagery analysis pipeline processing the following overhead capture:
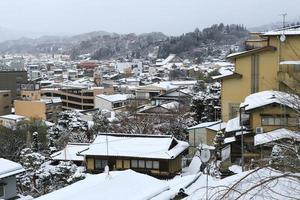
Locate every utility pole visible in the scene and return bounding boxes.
[280,13,287,29]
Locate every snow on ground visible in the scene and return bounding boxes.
[184,167,300,200]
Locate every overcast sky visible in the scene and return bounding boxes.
[0,0,299,36]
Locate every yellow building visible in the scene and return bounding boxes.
[14,97,62,121]
[218,26,300,122]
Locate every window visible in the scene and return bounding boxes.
[146,161,152,169]
[131,160,138,168]
[123,160,130,169]
[229,103,239,119]
[251,54,259,93]
[261,115,293,126]
[293,64,300,72]
[138,160,145,168]
[153,161,159,169]
[95,159,107,169]
[0,185,4,198]
[3,94,8,97]
[116,160,123,169]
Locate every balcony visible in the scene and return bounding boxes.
[278,70,300,93]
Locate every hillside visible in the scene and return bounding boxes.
[0,24,249,61]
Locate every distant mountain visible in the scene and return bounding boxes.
[0,30,116,54]
[0,24,248,61]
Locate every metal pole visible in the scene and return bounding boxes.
[240,107,244,172]
[206,163,209,200]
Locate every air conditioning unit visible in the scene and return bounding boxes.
[255,127,263,134]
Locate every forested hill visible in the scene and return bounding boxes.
[157,24,249,62]
[0,24,249,61]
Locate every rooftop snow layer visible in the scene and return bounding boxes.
[80,134,189,159]
[240,90,299,111]
[96,94,130,102]
[51,144,89,161]
[188,121,221,130]
[254,128,300,146]
[35,170,169,200]
[0,158,25,179]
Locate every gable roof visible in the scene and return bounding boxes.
[51,143,89,162]
[80,134,189,159]
[240,90,300,111]
[226,46,276,60]
[0,158,25,179]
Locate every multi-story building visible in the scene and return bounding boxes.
[0,71,28,100]
[217,26,300,121]
[0,90,11,116]
[14,97,62,122]
[41,86,114,110]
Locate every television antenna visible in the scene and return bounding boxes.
[280,13,287,42]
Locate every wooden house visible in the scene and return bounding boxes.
[79,133,189,178]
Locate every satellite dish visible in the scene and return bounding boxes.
[280,34,286,42]
[200,149,211,163]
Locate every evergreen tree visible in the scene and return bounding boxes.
[32,132,39,152]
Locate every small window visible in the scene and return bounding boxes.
[293,64,300,72]
[3,94,9,97]
[131,160,138,168]
[0,185,4,198]
[261,116,274,125]
[123,160,130,169]
[146,161,152,169]
[95,159,107,169]
[153,161,159,169]
[116,160,123,169]
[138,160,145,168]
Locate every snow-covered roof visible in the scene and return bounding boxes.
[80,134,189,159]
[36,170,169,200]
[224,136,236,144]
[254,128,300,146]
[263,26,300,36]
[206,122,227,132]
[185,167,300,199]
[240,90,299,111]
[96,94,131,103]
[0,114,26,121]
[280,60,300,65]
[156,54,178,66]
[51,144,89,162]
[212,66,235,79]
[225,117,247,133]
[188,121,221,130]
[160,101,180,110]
[0,158,25,179]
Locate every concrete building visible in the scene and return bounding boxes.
[0,114,26,130]
[42,86,114,110]
[0,90,11,116]
[95,94,131,111]
[14,97,62,122]
[0,71,27,100]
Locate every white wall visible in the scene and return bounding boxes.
[94,97,113,111]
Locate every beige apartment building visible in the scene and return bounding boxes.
[14,97,62,122]
[0,90,12,116]
[41,86,114,110]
